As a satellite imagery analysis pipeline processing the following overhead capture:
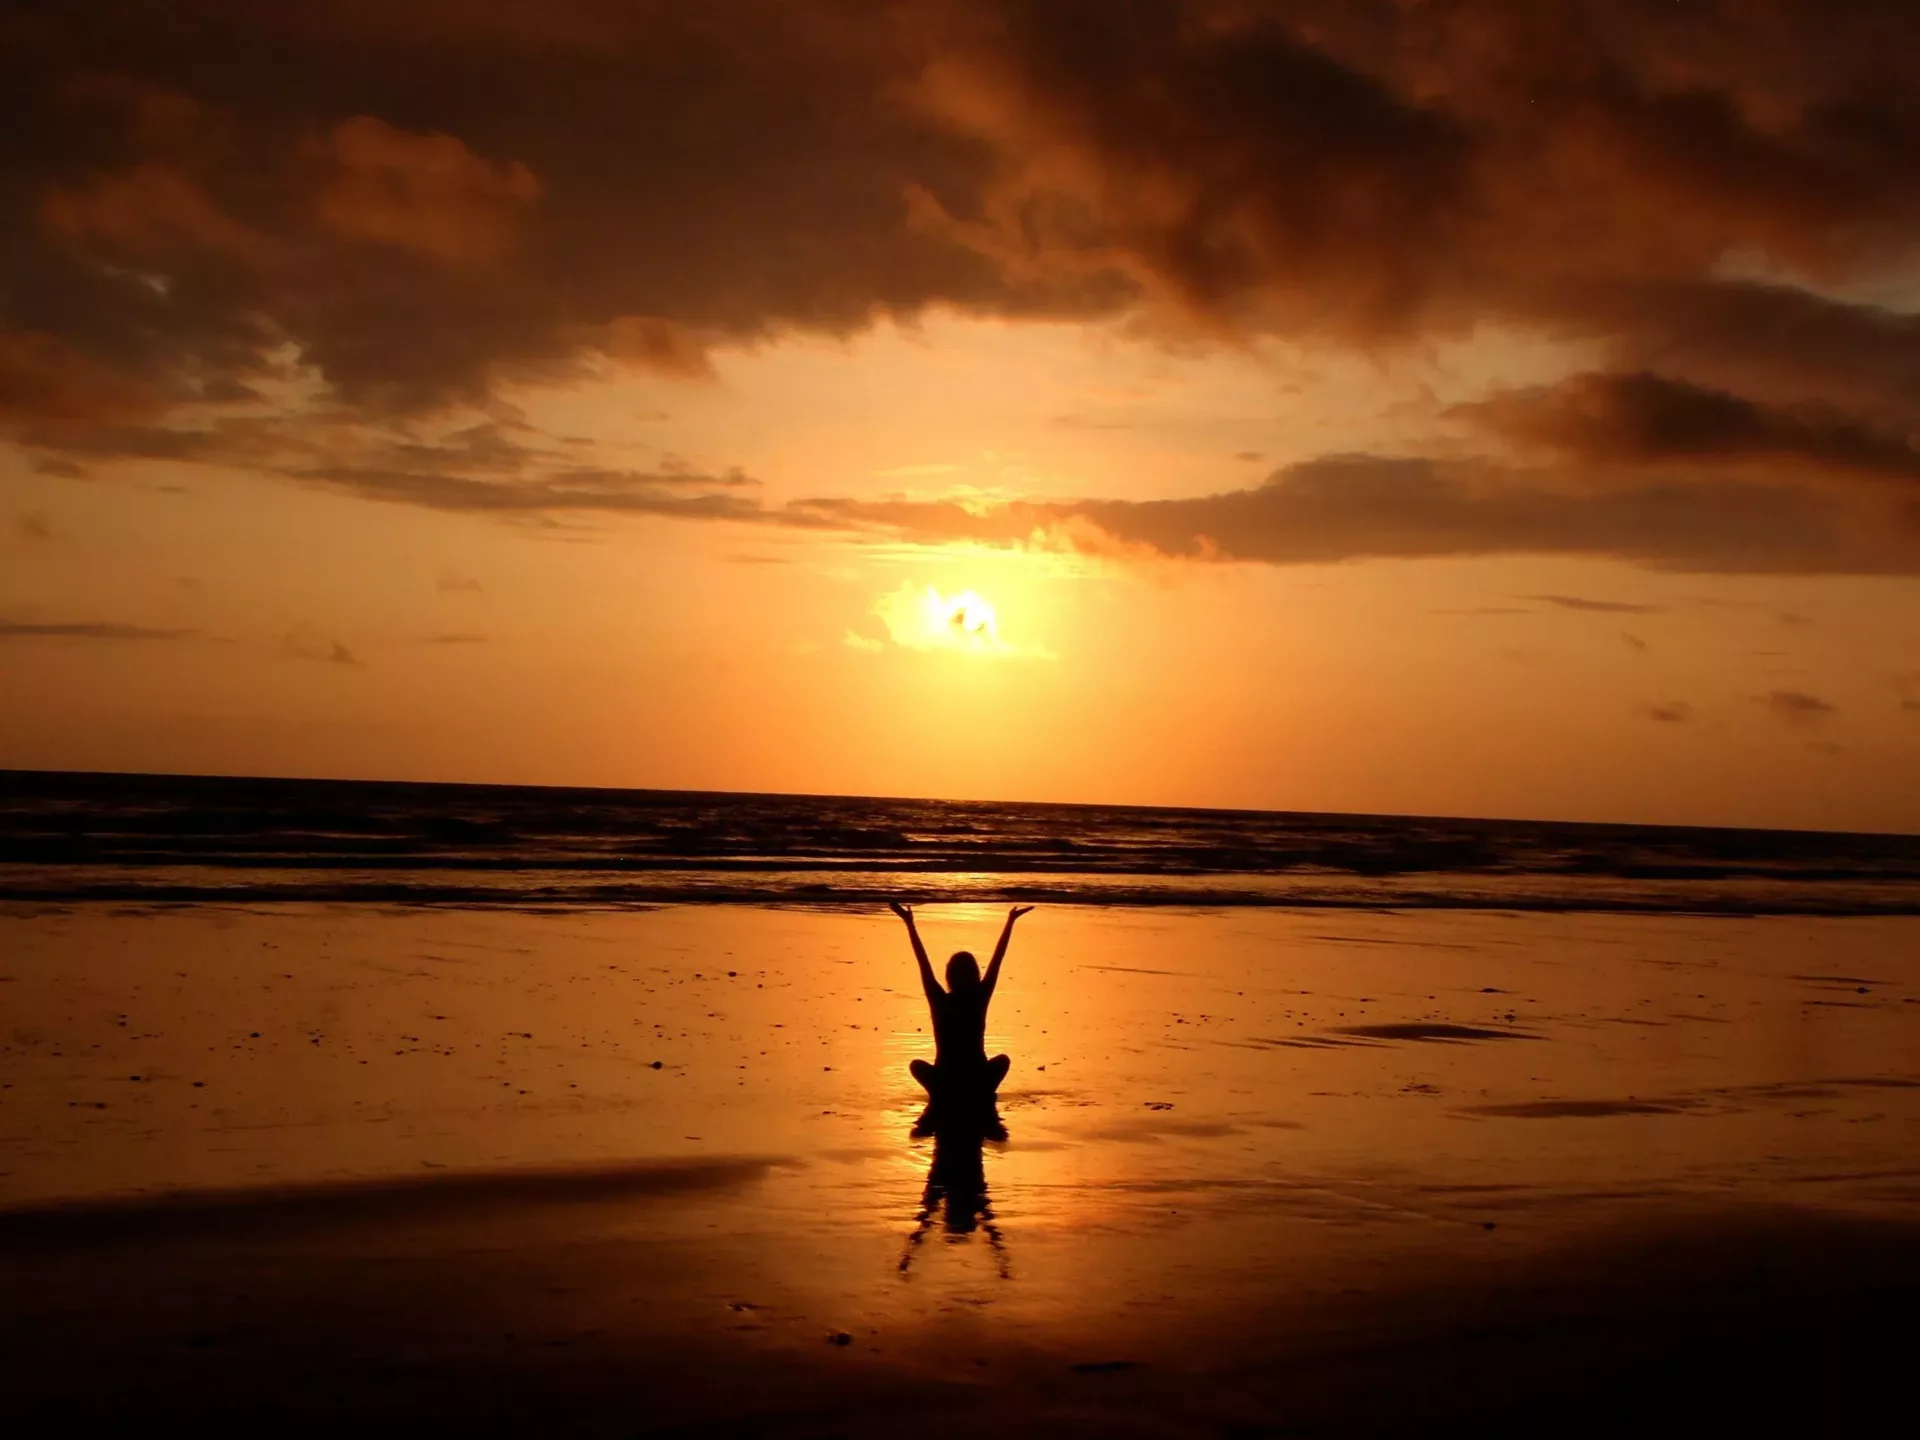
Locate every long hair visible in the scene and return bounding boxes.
[945,950,981,993]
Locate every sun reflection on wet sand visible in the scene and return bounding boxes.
[5,901,1920,1429]
[5,901,1919,1294]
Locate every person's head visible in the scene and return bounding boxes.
[946,951,981,994]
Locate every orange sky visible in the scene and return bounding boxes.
[5,1,1920,831]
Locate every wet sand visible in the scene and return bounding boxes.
[3,903,1918,1434]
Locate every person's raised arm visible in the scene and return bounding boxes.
[982,905,1033,1001]
[890,901,940,1003]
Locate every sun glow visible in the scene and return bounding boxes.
[859,582,1050,659]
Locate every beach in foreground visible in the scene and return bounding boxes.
[4,902,1917,1435]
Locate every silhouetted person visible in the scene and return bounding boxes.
[890,901,1030,1109]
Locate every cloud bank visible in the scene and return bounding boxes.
[789,454,1920,574]
[9,1,1920,572]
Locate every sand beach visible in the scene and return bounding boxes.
[4,901,1916,1434]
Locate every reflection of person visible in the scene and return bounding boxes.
[890,902,1031,1101]
[898,1123,1010,1279]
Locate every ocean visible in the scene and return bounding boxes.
[5,768,1920,913]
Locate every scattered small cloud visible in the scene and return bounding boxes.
[1757,689,1836,725]
[1527,594,1665,615]
[1622,632,1648,652]
[842,629,884,653]
[423,632,487,645]
[1807,740,1843,756]
[726,553,792,565]
[282,632,362,666]
[32,458,84,479]
[0,622,194,641]
[1776,612,1812,626]
[16,512,54,541]
[0,619,195,640]
[437,571,484,595]
[1646,701,1693,724]
[1233,451,1264,463]
[1431,605,1531,616]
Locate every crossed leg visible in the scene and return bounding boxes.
[910,1055,1011,1094]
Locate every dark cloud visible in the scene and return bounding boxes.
[423,632,486,644]
[1587,278,1920,423]
[1758,688,1837,724]
[292,463,764,518]
[908,0,1920,385]
[1646,702,1692,724]
[0,0,1026,423]
[0,619,195,640]
[1527,594,1665,614]
[15,511,54,540]
[917,0,1475,332]
[1461,371,1920,482]
[28,414,763,519]
[1622,632,1648,652]
[47,395,1920,576]
[790,455,1920,574]
[6,1,1920,573]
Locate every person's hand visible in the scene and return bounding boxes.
[1009,905,1034,921]
[889,900,914,922]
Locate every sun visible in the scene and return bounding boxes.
[933,589,999,646]
[864,581,1043,658]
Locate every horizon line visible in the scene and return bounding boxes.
[3,764,1914,844]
